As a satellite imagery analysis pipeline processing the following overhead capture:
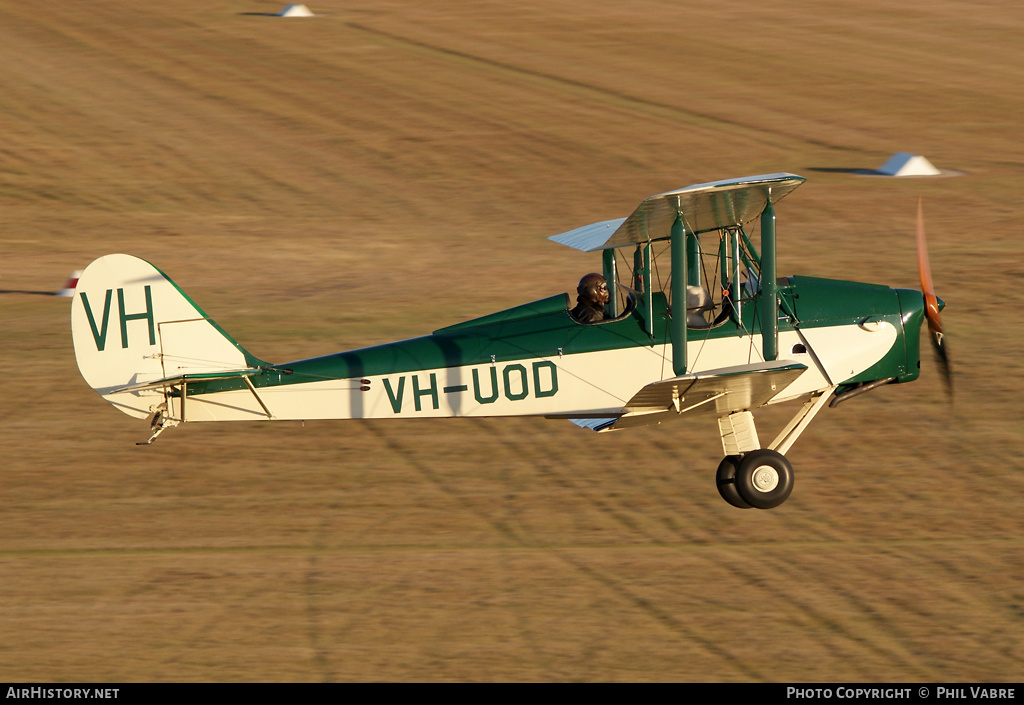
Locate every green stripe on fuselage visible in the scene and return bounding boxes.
[189,277,911,396]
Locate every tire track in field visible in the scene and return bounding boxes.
[480,420,947,678]
[730,468,979,681]
[303,512,337,682]
[729,550,936,680]
[646,404,978,677]
[362,419,566,679]
[345,23,857,156]
[465,418,767,679]
[0,4,364,210]
[364,420,525,544]
[554,550,766,680]
[477,418,690,544]
[777,541,1020,679]
[881,548,1024,677]
[481,420,872,676]
[728,512,969,675]
[486,422,877,681]
[364,418,762,680]
[721,454,972,677]
[644,435,945,676]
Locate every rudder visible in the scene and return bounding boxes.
[71,254,262,419]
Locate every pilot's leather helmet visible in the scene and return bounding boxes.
[577,273,607,300]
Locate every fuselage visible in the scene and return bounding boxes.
[167,276,926,423]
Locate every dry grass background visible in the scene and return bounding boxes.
[2,0,1023,682]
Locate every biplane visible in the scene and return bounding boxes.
[71,173,950,509]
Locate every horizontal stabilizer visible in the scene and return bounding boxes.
[111,368,263,394]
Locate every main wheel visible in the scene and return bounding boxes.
[735,449,795,509]
[716,455,753,509]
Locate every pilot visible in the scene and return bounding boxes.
[571,273,610,324]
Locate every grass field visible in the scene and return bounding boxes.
[2,0,1023,682]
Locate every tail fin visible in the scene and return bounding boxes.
[71,254,264,418]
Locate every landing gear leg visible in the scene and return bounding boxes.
[714,390,834,509]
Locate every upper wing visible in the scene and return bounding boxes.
[549,173,805,252]
[566,360,807,432]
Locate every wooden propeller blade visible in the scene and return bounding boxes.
[916,198,953,400]
[917,199,941,333]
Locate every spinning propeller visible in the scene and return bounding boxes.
[916,198,954,400]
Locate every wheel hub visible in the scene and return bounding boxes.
[751,465,780,493]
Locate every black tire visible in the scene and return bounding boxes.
[716,455,753,509]
[735,449,794,509]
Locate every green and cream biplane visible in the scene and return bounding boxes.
[71,173,950,510]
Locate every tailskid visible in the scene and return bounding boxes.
[136,404,179,445]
